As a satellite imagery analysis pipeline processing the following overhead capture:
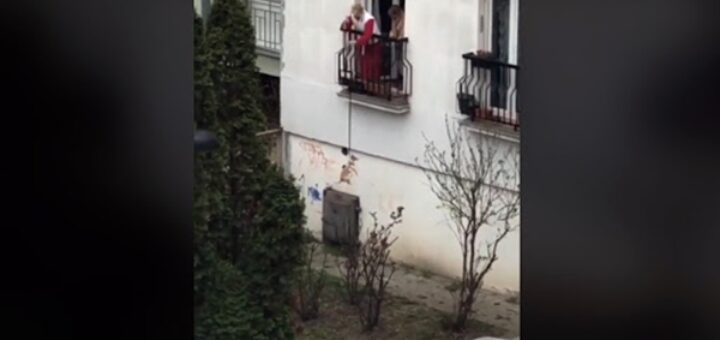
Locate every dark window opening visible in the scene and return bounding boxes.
[365,0,405,35]
[378,0,405,35]
[491,0,511,108]
[259,74,280,129]
[492,0,511,63]
[375,1,406,87]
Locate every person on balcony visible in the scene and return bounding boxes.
[341,4,382,96]
[388,5,405,39]
[388,5,405,93]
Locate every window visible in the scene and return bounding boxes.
[457,0,520,128]
[480,0,519,64]
[259,74,280,129]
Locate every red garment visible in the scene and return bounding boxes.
[357,19,382,82]
[340,16,353,31]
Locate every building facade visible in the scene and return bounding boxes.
[195,0,521,291]
[281,0,520,291]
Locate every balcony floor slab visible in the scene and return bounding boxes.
[337,89,410,115]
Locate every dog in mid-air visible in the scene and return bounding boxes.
[339,154,358,184]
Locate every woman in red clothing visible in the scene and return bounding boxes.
[342,4,382,95]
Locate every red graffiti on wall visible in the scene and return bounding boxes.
[299,141,337,170]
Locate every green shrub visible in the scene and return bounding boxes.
[193,1,306,338]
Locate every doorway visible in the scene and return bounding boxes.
[365,0,405,35]
[479,0,519,111]
[479,0,518,64]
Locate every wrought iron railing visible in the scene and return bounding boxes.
[337,29,412,101]
[457,52,519,129]
[249,0,283,54]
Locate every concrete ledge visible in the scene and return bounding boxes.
[459,117,520,144]
[256,46,280,59]
[337,89,410,115]
[256,52,280,77]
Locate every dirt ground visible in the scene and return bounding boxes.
[295,274,507,340]
[308,243,520,339]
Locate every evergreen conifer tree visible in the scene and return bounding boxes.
[194,1,307,338]
[194,11,248,339]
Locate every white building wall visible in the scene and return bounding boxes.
[287,134,519,291]
[282,0,483,162]
[281,0,520,290]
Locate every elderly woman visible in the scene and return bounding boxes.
[341,4,382,95]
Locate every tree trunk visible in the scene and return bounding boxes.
[454,302,470,331]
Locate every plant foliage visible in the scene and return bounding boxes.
[193,1,306,338]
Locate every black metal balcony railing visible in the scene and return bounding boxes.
[250,0,283,54]
[337,29,412,101]
[457,52,519,129]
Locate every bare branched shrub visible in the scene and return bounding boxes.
[419,116,520,331]
[293,239,328,321]
[337,232,363,306]
[356,207,404,331]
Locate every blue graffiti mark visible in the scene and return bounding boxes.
[307,184,322,204]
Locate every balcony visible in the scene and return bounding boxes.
[249,0,283,57]
[457,52,520,130]
[336,29,412,114]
